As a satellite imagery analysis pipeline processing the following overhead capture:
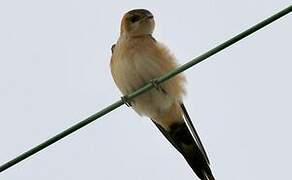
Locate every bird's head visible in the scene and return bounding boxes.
[120,9,155,37]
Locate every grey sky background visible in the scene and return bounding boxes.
[0,1,291,180]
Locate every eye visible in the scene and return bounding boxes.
[129,15,140,23]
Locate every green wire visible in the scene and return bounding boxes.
[0,5,291,173]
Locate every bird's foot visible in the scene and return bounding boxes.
[121,95,132,107]
[150,79,167,94]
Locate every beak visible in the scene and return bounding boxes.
[142,10,153,20]
[145,14,154,20]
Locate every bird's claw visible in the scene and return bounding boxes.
[121,95,132,107]
[150,79,167,94]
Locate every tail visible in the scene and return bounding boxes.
[152,103,215,180]
[168,120,215,180]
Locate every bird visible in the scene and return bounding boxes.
[110,9,215,180]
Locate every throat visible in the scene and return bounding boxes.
[118,34,156,51]
[120,34,154,41]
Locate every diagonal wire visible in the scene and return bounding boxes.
[0,5,291,173]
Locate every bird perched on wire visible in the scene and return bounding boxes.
[110,9,215,180]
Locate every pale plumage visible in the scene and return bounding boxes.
[110,9,214,180]
[111,35,185,126]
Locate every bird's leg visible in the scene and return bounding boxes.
[150,79,167,94]
[121,95,132,107]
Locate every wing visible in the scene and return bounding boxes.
[152,103,210,165]
[180,103,210,164]
[151,119,185,155]
[111,44,116,53]
[151,103,214,179]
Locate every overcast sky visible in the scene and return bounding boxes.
[0,1,291,180]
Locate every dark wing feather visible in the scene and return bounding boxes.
[151,119,185,155]
[151,104,214,179]
[180,103,210,165]
[111,44,116,53]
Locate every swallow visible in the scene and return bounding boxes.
[110,9,215,180]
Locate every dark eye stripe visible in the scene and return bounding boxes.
[129,15,140,23]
